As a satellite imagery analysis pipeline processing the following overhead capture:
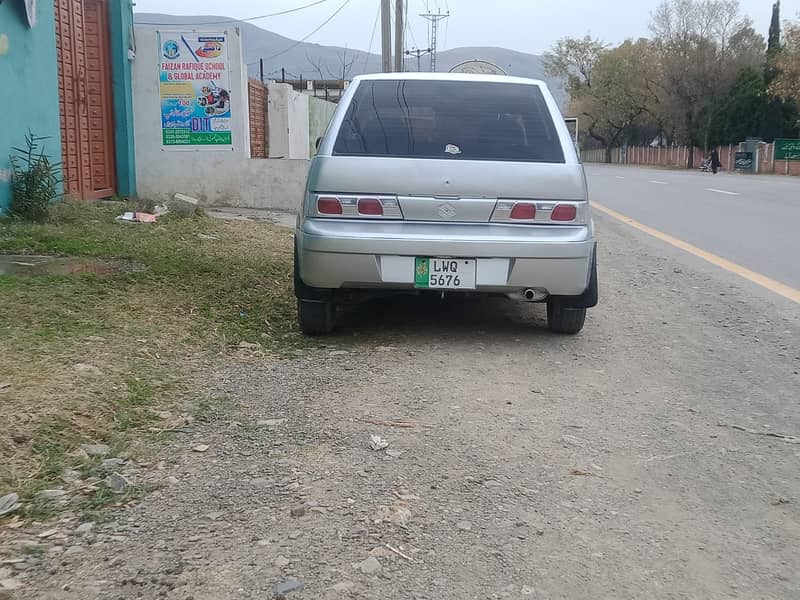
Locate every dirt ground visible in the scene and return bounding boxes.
[4,213,800,600]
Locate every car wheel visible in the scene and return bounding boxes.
[298,299,335,336]
[546,301,586,334]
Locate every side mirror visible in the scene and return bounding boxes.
[315,137,323,151]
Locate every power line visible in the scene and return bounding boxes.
[404,47,432,72]
[363,3,381,72]
[264,0,352,61]
[442,10,448,51]
[135,0,334,27]
[402,1,424,64]
[408,19,419,49]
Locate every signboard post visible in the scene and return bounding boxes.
[157,31,233,150]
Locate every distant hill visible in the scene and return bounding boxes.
[134,13,566,105]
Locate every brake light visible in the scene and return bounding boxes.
[313,194,401,218]
[357,198,383,216]
[551,205,577,221]
[510,203,536,220]
[317,197,342,215]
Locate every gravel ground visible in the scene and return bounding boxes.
[4,213,800,600]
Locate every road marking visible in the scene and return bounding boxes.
[649,180,668,185]
[615,176,626,180]
[593,202,800,305]
[706,188,740,196]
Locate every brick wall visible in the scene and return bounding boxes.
[583,142,800,176]
[775,159,800,176]
[248,79,268,159]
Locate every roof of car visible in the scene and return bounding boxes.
[352,72,547,87]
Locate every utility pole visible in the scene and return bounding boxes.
[404,47,432,72]
[381,0,392,73]
[259,58,264,84]
[394,0,404,72]
[420,10,449,72]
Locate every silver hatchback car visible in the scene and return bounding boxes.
[294,73,597,335]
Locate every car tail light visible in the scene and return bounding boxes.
[551,204,577,221]
[317,196,342,215]
[357,198,383,216]
[510,203,536,220]
[492,200,586,224]
[312,194,401,218]
[491,200,536,222]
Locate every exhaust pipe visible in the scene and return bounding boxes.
[508,288,547,302]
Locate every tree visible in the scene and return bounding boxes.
[770,21,800,107]
[579,41,660,161]
[331,45,356,81]
[544,36,607,95]
[703,67,799,146]
[767,1,782,56]
[649,0,764,165]
[545,37,657,162]
[306,52,328,81]
[305,46,356,82]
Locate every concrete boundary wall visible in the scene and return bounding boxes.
[583,143,800,176]
[133,26,309,210]
[267,83,311,160]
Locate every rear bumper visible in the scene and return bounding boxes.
[297,219,596,296]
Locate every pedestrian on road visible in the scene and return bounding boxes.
[710,148,721,174]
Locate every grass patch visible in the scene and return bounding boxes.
[192,395,237,424]
[0,201,303,519]
[19,544,47,556]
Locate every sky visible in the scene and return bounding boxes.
[132,0,800,56]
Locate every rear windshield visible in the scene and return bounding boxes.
[333,80,565,163]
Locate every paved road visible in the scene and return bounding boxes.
[17,212,800,600]
[586,164,800,289]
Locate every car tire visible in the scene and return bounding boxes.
[298,299,335,336]
[546,301,586,334]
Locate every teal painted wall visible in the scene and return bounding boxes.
[0,1,62,213]
[109,0,137,198]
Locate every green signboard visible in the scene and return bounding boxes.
[775,139,800,161]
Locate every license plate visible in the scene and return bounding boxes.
[414,258,476,289]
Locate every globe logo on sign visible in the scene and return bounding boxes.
[163,40,180,60]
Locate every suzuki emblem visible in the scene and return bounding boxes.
[438,203,457,219]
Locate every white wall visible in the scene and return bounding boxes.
[132,27,307,210]
[267,83,289,159]
[308,97,337,157]
[268,82,313,160]
[288,91,310,160]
